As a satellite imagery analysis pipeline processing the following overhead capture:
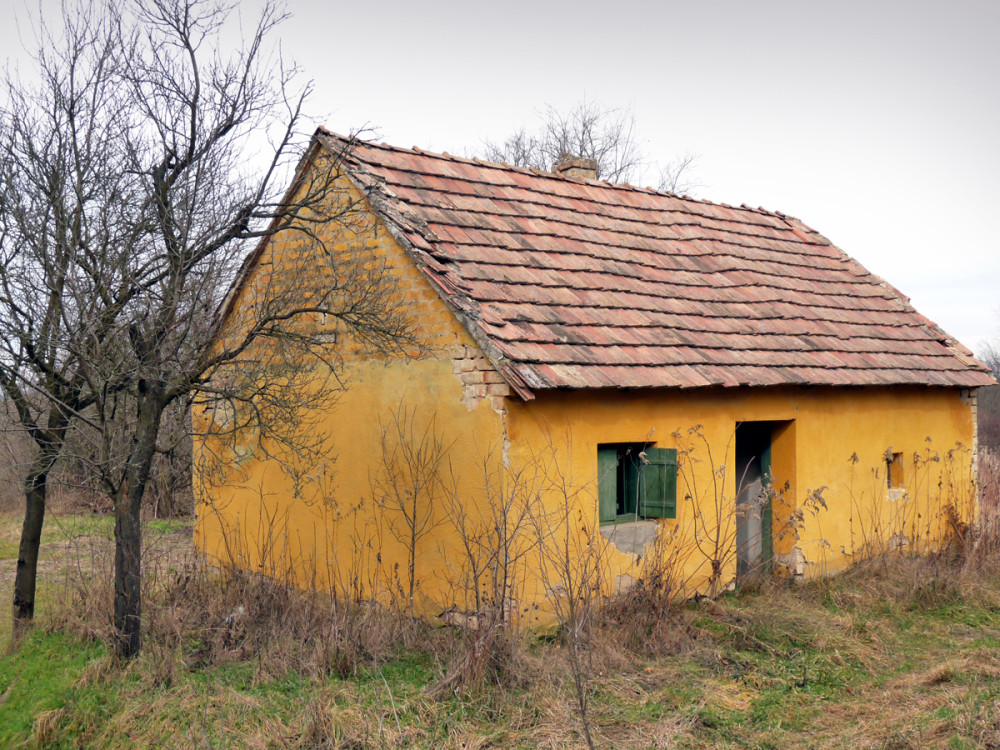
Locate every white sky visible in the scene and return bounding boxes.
[5,0,999,353]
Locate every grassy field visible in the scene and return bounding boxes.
[2,511,1000,748]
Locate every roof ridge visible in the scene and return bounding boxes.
[316,126,805,223]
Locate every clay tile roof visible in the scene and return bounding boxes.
[318,129,995,397]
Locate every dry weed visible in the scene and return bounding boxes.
[44,517,427,685]
[894,652,1000,689]
[608,712,697,749]
[429,619,532,698]
[30,706,67,748]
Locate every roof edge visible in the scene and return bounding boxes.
[318,129,536,402]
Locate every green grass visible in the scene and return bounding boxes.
[0,512,118,558]
[0,512,193,663]
[0,512,190,562]
[0,630,105,747]
[3,592,1000,749]
[43,514,114,542]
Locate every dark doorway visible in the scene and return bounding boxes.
[735,421,774,579]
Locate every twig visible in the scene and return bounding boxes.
[378,666,402,735]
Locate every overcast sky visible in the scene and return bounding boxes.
[5,0,999,353]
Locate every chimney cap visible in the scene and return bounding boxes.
[553,154,599,180]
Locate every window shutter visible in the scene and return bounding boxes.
[639,448,677,519]
[597,446,618,523]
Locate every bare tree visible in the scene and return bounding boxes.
[674,426,737,597]
[978,339,1000,451]
[481,100,700,193]
[482,102,642,183]
[0,6,128,632]
[1,0,417,657]
[657,152,700,194]
[980,340,1000,380]
[432,444,542,695]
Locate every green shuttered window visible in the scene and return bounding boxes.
[640,448,677,519]
[597,447,619,523]
[597,444,677,524]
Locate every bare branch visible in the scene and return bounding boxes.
[480,100,700,193]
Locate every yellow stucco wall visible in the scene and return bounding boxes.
[194,162,509,615]
[195,153,980,626]
[504,385,977,607]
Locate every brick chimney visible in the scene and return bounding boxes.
[553,154,599,180]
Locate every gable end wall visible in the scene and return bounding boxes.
[195,169,510,613]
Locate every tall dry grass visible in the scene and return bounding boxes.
[49,521,433,684]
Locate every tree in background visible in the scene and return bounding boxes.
[979,339,1000,451]
[0,0,416,657]
[480,100,699,194]
[980,341,1000,381]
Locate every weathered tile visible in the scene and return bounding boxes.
[315,129,995,393]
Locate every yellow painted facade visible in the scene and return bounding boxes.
[195,165,511,615]
[195,164,979,625]
[505,385,976,606]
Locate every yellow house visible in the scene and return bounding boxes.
[195,129,995,625]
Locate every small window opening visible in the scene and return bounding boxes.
[886,450,905,490]
[597,443,677,524]
[885,449,907,500]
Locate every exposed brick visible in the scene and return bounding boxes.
[459,371,480,386]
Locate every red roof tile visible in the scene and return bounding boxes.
[318,129,995,395]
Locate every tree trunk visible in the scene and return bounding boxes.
[113,382,164,659]
[113,484,143,658]
[12,469,48,631]
[11,408,69,634]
